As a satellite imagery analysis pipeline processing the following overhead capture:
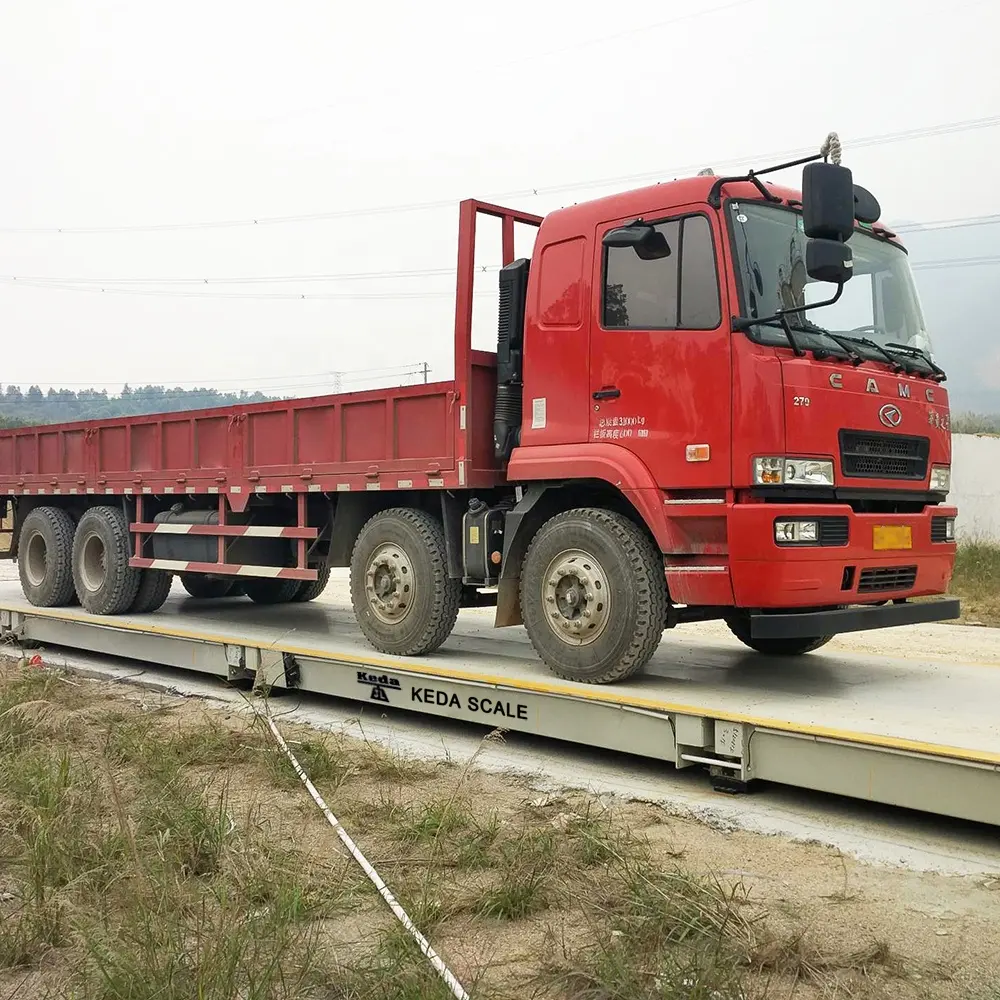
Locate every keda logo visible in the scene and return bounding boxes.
[356,671,401,703]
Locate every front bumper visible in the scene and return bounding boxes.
[747,598,961,638]
[727,502,958,609]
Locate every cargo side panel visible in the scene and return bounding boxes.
[0,380,490,496]
[395,395,451,464]
[130,424,157,472]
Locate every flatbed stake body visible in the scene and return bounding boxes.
[0,135,959,682]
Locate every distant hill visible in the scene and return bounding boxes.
[0,385,275,428]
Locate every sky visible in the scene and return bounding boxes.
[1,0,998,399]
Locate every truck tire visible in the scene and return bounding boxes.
[71,506,142,616]
[17,506,77,607]
[520,508,667,684]
[129,570,173,614]
[724,614,833,656]
[350,507,461,656]
[293,563,330,602]
[242,577,302,605]
[180,574,236,600]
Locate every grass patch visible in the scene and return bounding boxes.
[0,657,977,999]
[950,540,1000,627]
[536,860,756,999]
[400,797,472,846]
[0,898,66,970]
[261,733,350,790]
[475,826,557,921]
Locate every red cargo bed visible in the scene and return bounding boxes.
[0,200,543,509]
[0,362,502,508]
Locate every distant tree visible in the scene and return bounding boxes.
[952,412,1000,435]
[0,384,276,427]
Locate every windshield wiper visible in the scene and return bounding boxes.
[811,330,867,366]
[885,342,947,382]
[831,334,908,373]
[733,315,807,357]
[739,316,855,363]
[778,317,866,365]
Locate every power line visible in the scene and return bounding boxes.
[2,213,998,303]
[4,363,434,389]
[3,114,998,235]
[0,278,499,302]
[894,213,1000,233]
[911,255,1000,270]
[3,212,999,290]
[0,264,499,286]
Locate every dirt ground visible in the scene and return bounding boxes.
[2,658,999,1000]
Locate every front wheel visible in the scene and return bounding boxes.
[725,613,832,655]
[349,508,461,656]
[519,508,667,684]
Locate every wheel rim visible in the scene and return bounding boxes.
[24,532,48,588]
[541,548,612,646]
[79,532,108,593]
[364,542,414,625]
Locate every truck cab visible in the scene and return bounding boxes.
[488,154,958,680]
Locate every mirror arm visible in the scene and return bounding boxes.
[706,151,826,209]
[731,282,845,357]
[707,171,782,209]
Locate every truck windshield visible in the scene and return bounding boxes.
[729,201,936,366]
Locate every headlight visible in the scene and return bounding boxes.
[930,465,951,493]
[945,517,955,541]
[754,457,835,487]
[774,519,819,544]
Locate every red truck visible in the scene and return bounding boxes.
[0,143,960,684]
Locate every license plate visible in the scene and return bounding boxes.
[872,525,912,551]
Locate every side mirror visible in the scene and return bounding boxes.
[602,223,671,261]
[802,161,855,242]
[853,184,881,225]
[806,239,854,284]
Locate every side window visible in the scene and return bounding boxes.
[603,214,721,330]
[679,216,722,328]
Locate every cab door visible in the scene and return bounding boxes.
[589,206,732,489]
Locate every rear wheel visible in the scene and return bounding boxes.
[180,574,236,600]
[724,613,833,655]
[71,506,142,615]
[130,570,173,614]
[242,577,302,605]
[350,507,461,656]
[17,506,77,607]
[519,508,667,684]
[293,562,330,602]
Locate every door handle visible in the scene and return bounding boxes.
[593,387,621,400]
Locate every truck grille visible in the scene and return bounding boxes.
[817,516,849,546]
[930,516,950,543]
[857,565,917,593]
[839,430,929,481]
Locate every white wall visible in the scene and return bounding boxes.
[952,433,1000,542]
